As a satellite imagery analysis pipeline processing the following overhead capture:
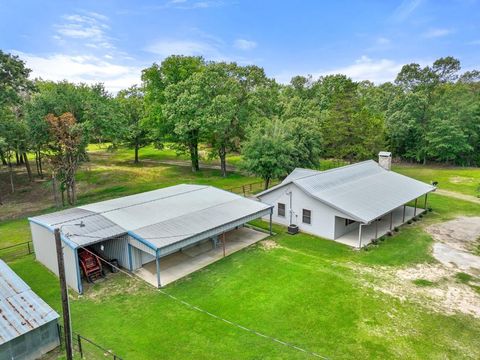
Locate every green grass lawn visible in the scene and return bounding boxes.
[5,193,480,359]
[394,164,480,197]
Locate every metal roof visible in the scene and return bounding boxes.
[257,160,435,224]
[0,260,59,345]
[30,185,272,250]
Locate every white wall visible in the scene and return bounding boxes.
[258,184,354,240]
[30,222,81,293]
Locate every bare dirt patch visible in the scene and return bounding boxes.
[259,239,281,251]
[426,217,480,275]
[350,263,480,318]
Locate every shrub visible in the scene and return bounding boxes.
[394,226,399,232]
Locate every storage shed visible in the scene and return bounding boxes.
[29,184,273,293]
[257,159,436,248]
[0,260,59,360]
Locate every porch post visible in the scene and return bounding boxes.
[402,205,406,223]
[389,212,393,230]
[222,232,226,257]
[269,208,273,235]
[358,224,363,248]
[414,198,418,216]
[155,250,161,288]
[375,219,378,239]
[424,193,428,210]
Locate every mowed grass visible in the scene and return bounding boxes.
[5,193,480,359]
[394,164,480,197]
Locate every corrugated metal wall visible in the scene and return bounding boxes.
[90,235,129,269]
[30,222,80,293]
[130,245,155,270]
[0,320,59,360]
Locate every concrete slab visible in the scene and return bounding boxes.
[134,227,269,287]
[433,243,480,275]
[336,206,424,248]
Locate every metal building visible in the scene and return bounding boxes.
[29,184,273,293]
[0,260,59,360]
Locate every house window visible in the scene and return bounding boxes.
[345,218,356,226]
[278,203,286,217]
[302,209,311,224]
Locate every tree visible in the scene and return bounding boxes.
[116,86,149,163]
[241,118,296,189]
[45,112,86,206]
[142,56,205,171]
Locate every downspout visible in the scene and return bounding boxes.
[155,249,161,288]
[358,224,363,249]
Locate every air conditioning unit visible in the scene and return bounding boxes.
[288,224,299,235]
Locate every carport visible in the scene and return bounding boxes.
[134,227,269,286]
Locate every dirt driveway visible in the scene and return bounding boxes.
[426,217,480,275]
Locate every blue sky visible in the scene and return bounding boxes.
[1,0,479,92]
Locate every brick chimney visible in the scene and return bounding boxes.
[378,151,392,170]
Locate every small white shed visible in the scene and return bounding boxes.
[257,160,435,248]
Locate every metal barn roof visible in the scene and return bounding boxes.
[30,185,272,250]
[0,260,59,345]
[257,160,435,224]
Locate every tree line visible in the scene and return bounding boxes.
[1,50,479,204]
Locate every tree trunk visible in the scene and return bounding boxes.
[0,151,7,166]
[15,151,20,165]
[219,145,227,177]
[23,153,32,182]
[134,143,139,164]
[189,142,200,172]
[52,175,60,208]
[71,177,77,205]
[8,160,15,193]
[264,177,270,190]
[38,152,43,178]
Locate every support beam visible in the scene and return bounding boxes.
[375,219,378,239]
[155,251,161,288]
[389,212,393,230]
[358,224,363,248]
[414,198,418,216]
[402,205,406,223]
[269,208,273,235]
[222,232,226,257]
[424,193,428,210]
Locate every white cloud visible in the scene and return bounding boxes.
[14,52,142,93]
[422,28,453,38]
[392,0,423,21]
[376,37,391,45]
[54,12,114,49]
[145,38,232,62]
[234,39,257,50]
[275,56,404,84]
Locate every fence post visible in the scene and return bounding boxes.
[78,334,83,358]
[242,185,246,196]
[27,242,31,254]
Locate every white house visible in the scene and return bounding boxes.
[257,154,435,248]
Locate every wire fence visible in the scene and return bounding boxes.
[227,179,280,197]
[0,241,34,261]
[58,324,123,360]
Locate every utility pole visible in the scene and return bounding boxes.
[54,228,73,360]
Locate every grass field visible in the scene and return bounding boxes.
[2,147,480,359]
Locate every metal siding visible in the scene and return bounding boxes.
[128,236,156,256]
[90,235,129,268]
[0,260,59,345]
[30,222,59,280]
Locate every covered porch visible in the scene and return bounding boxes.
[134,226,269,287]
[336,204,426,248]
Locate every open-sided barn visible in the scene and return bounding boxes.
[29,184,273,293]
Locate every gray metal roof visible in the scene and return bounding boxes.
[257,160,435,224]
[0,260,59,345]
[30,185,272,250]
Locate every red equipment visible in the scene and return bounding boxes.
[78,250,105,283]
